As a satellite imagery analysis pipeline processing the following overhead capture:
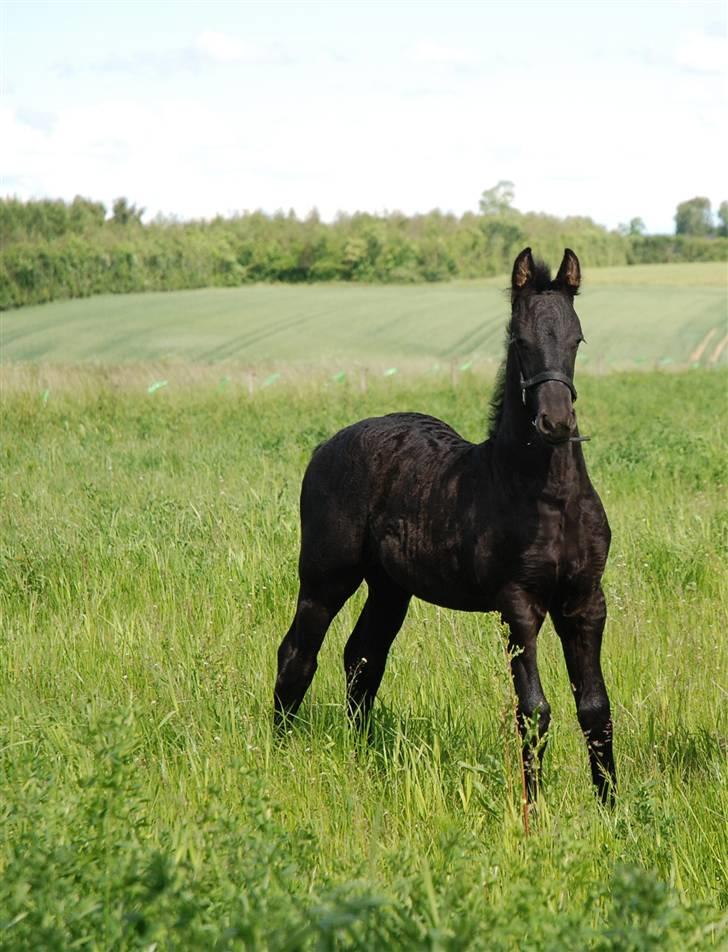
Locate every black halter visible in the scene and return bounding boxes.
[510,339,588,442]
[510,337,578,405]
[519,370,577,405]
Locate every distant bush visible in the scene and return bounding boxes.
[627,234,728,264]
[1,198,726,309]
[0,196,106,245]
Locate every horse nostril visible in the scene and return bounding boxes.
[539,413,555,433]
[537,411,573,443]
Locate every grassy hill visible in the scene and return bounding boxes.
[1,262,726,369]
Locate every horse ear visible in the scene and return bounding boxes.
[554,248,581,295]
[512,247,535,291]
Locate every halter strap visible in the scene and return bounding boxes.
[520,370,577,403]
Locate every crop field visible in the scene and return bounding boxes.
[2,261,727,370]
[1,354,727,947]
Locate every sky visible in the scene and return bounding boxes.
[1,0,726,233]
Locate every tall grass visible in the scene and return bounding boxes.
[1,368,726,948]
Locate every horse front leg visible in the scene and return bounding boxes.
[499,589,550,802]
[550,586,616,805]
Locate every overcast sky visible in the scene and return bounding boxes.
[2,0,726,233]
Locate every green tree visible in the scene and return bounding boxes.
[619,217,646,236]
[69,196,106,233]
[717,200,728,238]
[675,197,713,236]
[111,197,144,226]
[479,180,516,216]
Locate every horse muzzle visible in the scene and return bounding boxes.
[534,410,575,444]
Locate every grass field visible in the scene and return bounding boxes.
[1,262,726,369]
[1,363,726,948]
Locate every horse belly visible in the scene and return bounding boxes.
[374,517,499,612]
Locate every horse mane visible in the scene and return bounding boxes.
[487,258,552,438]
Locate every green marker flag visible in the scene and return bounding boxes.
[41,389,50,404]
[383,367,398,377]
[218,375,230,390]
[262,373,281,388]
[459,361,472,372]
[331,371,346,383]
[147,380,168,394]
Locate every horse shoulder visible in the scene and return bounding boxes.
[561,483,610,588]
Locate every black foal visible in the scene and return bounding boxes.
[275,248,616,804]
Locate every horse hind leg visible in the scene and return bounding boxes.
[274,571,361,729]
[344,574,410,731]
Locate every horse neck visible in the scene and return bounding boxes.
[490,347,584,493]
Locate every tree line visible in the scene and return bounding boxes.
[1,190,726,310]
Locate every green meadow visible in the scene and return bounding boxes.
[0,263,727,948]
[2,262,726,369]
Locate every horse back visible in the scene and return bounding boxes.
[299,412,609,611]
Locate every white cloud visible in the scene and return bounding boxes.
[48,30,285,79]
[2,27,726,236]
[675,30,727,74]
[194,30,250,64]
[408,41,477,68]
